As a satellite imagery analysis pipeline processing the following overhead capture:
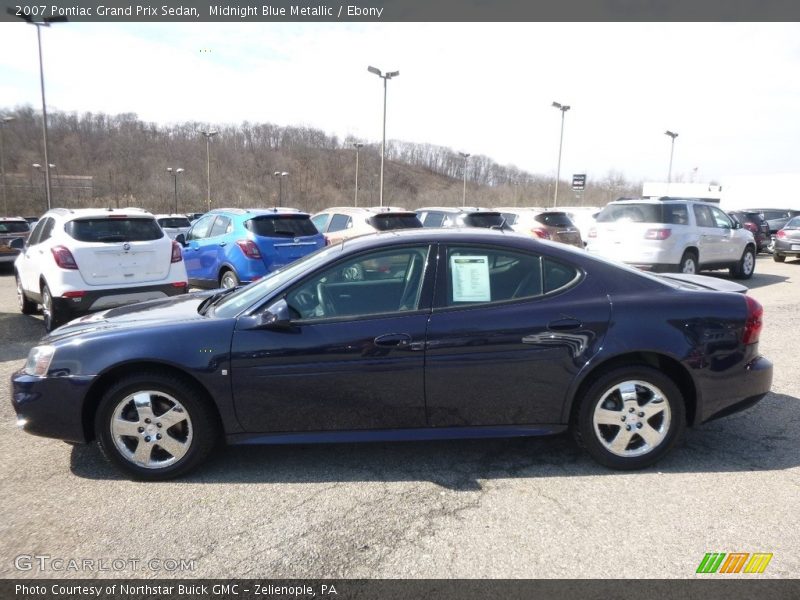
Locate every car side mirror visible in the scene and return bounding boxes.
[259,298,293,330]
[10,238,25,250]
[175,233,186,245]
[732,221,741,230]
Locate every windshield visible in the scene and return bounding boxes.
[462,213,506,228]
[66,217,163,242]
[0,221,29,234]
[785,216,800,229]
[213,243,343,318]
[535,212,574,227]
[245,215,318,237]
[596,203,688,225]
[158,217,191,228]
[367,214,423,231]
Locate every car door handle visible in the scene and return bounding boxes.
[547,318,582,331]
[219,241,227,247]
[374,333,412,347]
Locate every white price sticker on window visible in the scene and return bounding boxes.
[451,255,491,302]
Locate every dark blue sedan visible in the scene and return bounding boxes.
[11,229,773,479]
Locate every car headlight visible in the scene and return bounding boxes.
[23,345,56,377]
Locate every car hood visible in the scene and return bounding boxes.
[656,273,748,294]
[45,291,214,342]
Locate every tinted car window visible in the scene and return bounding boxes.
[693,205,715,228]
[311,213,330,233]
[367,214,423,231]
[158,217,191,228]
[597,203,688,224]
[785,216,800,228]
[208,216,232,237]
[187,214,215,240]
[543,258,579,293]
[535,212,573,227]
[709,206,733,228]
[446,247,543,305]
[245,215,318,237]
[501,213,519,226]
[421,212,446,227]
[38,218,56,243]
[27,218,47,245]
[328,214,352,232]
[0,221,30,234]
[461,213,506,228]
[66,218,163,242]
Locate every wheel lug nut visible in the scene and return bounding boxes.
[156,422,162,428]
[144,436,151,442]
[156,434,162,440]
[625,425,632,431]
[638,412,645,417]
[137,427,144,433]
[636,423,643,429]
[628,407,635,413]
[621,416,626,422]
[144,418,151,424]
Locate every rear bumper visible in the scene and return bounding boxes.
[10,371,95,443]
[54,282,188,318]
[774,239,800,256]
[699,355,773,423]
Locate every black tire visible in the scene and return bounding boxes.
[573,366,686,470]
[773,253,786,263]
[219,269,239,289]
[41,283,67,332]
[16,274,37,315]
[95,371,219,481]
[677,250,698,274]
[730,246,756,280]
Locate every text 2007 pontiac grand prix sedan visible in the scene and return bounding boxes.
[11,228,772,480]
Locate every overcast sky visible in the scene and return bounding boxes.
[2,22,800,184]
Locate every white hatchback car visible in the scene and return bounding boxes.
[586,198,756,279]
[13,208,188,331]
[154,214,193,240]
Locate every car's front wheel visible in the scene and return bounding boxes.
[95,372,218,480]
[730,247,756,279]
[574,366,686,470]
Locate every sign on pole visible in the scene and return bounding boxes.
[572,173,586,191]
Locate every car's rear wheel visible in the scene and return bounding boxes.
[574,366,686,470]
[678,251,698,274]
[219,269,239,289]
[95,372,218,480]
[16,274,37,315]
[730,247,756,279]
[773,253,786,263]
[41,284,67,331]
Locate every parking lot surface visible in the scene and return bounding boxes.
[1,256,798,579]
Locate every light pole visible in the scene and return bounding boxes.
[15,13,67,212]
[665,130,679,183]
[166,167,184,214]
[551,101,571,207]
[353,142,363,206]
[273,171,288,207]
[32,163,54,209]
[367,66,399,207]
[459,152,470,207]
[0,116,15,216]
[200,129,218,212]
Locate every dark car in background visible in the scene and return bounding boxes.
[773,215,800,262]
[497,208,583,248]
[0,217,31,265]
[744,208,800,234]
[728,210,770,252]
[11,228,772,480]
[180,207,325,289]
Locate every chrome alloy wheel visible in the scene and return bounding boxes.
[592,380,672,458]
[110,390,193,469]
[742,250,755,276]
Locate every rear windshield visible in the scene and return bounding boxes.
[245,215,318,237]
[786,216,800,228]
[596,203,688,225]
[66,218,163,242]
[367,214,423,231]
[535,212,573,227]
[0,221,30,234]
[158,217,191,228]
[462,213,506,228]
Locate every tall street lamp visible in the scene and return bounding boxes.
[551,101,571,208]
[14,11,67,212]
[367,66,399,207]
[459,152,471,207]
[166,167,184,214]
[0,116,15,216]
[353,142,364,206]
[273,171,288,207]
[200,129,218,212]
[665,130,679,183]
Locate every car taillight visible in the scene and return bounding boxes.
[51,246,78,269]
[588,227,597,238]
[742,295,763,345]
[644,228,672,240]
[61,291,85,298]
[744,222,758,233]
[531,228,550,239]
[171,240,183,263]
[236,239,262,259]
[776,230,786,239]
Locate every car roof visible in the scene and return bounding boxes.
[154,213,191,219]
[0,216,28,222]
[209,207,309,217]
[315,206,408,215]
[44,207,156,220]
[416,206,498,214]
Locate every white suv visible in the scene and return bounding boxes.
[586,198,756,279]
[14,208,188,331]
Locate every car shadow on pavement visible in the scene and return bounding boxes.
[69,392,800,489]
[0,311,44,362]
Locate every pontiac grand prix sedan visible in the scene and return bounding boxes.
[11,229,772,480]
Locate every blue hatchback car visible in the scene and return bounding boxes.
[180,208,325,289]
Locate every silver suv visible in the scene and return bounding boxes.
[586,198,756,279]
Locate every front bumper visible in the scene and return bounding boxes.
[11,371,96,443]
